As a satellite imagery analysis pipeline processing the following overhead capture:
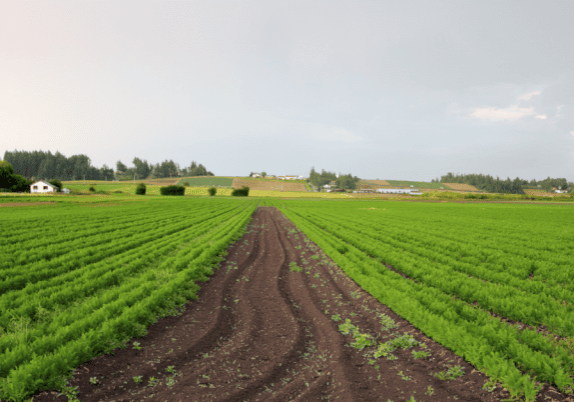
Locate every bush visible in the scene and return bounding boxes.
[208,187,217,196]
[48,179,62,192]
[231,186,249,197]
[182,182,190,187]
[160,185,185,196]
[135,182,146,195]
[89,186,96,192]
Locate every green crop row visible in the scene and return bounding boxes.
[270,199,574,400]
[0,198,257,401]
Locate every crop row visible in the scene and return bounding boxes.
[273,200,574,401]
[0,198,257,401]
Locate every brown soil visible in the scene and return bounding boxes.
[32,207,520,402]
[233,179,307,192]
[0,202,55,207]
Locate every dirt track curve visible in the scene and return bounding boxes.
[34,207,516,402]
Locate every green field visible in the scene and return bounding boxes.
[265,198,574,400]
[2,196,574,400]
[177,177,234,187]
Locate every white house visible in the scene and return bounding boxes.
[30,181,55,193]
[376,188,422,195]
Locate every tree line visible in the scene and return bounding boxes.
[116,159,213,180]
[432,172,573,194]
[308,167,360,191]
[2,150,214,181]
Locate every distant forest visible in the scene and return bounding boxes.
[432,172,573,194]
[2,150,214,181]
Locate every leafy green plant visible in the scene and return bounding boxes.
[148,376,160,387]
[133,375,143,384]
[331,314,341,321]
[208,187,217,196]
[289,262,302,272]
[166,365,176,374]
[434,365,465,380]
[390,334,419,349]
[373,342,396,358]
[89,377,99,385]
[425,385,434,395]
[350,330,374,350]
[378,313,399,331]
[132,341,143,350]
[338,319,355,335]
[411,349,431,359]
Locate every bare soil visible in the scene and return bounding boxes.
[31,207,544,401]
[232,179,307,192]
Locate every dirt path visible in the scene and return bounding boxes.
[33,207,511,402]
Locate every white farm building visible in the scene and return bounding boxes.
[30,181,55,193]
[376,188,422,195]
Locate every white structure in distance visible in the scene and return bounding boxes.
[30,181,56,193]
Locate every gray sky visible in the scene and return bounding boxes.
[1,1,573,181]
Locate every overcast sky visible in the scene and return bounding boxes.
[1,1,573,181]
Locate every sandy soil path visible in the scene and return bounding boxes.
[33,207,512,402]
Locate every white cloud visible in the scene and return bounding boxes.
[571,131,574,137]
[469,106,535,121]
[535,114,547,119]
[557,105,564,117]
[518,91,541,101]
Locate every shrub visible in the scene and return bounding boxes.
[160,185,185,196]
[231,186,249,197]
[135,182,146,195]
[182,182,190,187]
[89,186,96,192]
[208,187,217,196]
[48,179,62,192]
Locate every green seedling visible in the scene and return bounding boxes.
[289,262,302,272]
[331,314,341,322]
[391,334,419,349]
[338,319,355,335]
[148,376,160,387]
[166,366,176,374]
[350,329,374,350]
[412,350,431,359]
[373,342,396,358]
[434,365,465,380]
[378,313,399,331]
[133,376,143,384]
[89,377,99,385]
[482,379,497,392]
[425,385,434,395]
[398,371,412,381]
[132,341,143,350]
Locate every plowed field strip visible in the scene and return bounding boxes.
[32,207,508,402]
